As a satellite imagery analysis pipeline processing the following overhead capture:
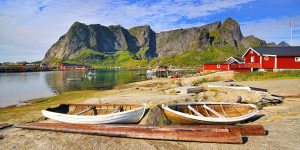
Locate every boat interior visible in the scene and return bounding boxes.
[46,104,142,116]
[168,104,256,118]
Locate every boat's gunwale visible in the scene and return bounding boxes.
[42,103,146,119]
[162,102,258,123]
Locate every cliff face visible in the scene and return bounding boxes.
[43,18,269,64]
[43,22,157,63]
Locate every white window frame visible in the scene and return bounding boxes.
[264,56,269,61]
[217,64,220,68]
[295,57,300,62]
[251,56,255,63]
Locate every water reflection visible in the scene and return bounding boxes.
[0,69,147,107]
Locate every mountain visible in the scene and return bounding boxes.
[267,42,277,47]
[277,41,290,47]
[42,17,268,66]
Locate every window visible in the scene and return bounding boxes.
[296,57,300,62]
[250,50,253,54]
[251,56,255,63]
[264,56,269,61]
[217,64,220,68]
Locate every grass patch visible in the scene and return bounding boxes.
[150,46,241,67]
[234,70,300,81]
[192,77,222,86]
[64,49,149,68]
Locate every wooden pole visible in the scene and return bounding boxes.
[15,123,243,144]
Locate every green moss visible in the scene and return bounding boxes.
[64,49,106,64]
[48,57,62,64]
[129,26,147,36]
[135,47,149,59]
[210,30,221,39]
[90,37,97,47]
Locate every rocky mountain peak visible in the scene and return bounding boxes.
[221,17,243,41]
[277,41,290,47]
[42,18,273,65]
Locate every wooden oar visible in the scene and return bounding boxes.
[75,106,96,115]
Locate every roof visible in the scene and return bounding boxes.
[232,57,244,62]
[243,47,300,57]
[204,61,230,65]
[226,56,244,63]
[61,63,88,66]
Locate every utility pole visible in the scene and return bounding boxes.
[290,19,293,46]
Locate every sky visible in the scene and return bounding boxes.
[0,0,300,62]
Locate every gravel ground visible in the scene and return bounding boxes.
[0,78,300,150]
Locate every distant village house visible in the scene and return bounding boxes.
[60,63,92,70]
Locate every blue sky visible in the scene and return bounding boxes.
[0,0,300,62]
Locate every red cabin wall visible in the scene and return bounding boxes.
[244,49,260,64]
[262,56,275,69]
[203,64,229,71]
[232,68,251,73]
[277,56,300,69]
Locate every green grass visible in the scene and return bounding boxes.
[150,46,241,67]
[234,70,300,81]
[191,76,222,86]
[54,45,242,68]
[63,49,148,68]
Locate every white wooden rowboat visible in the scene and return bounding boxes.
[42,103,146,124]
[162,102,258,125]
[206,84,251,91]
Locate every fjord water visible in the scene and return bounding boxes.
[0,69,147,107]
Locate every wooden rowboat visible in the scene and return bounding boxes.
[162,102,258,125]
[42,103,146,124]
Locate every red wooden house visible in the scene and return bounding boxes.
[203,56,244,71]
[241,47,300,71]
[60,63,92,70]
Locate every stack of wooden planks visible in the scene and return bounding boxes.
[15,123,266,144]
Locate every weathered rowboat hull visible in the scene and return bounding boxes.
[42,104,146,124]
[162,102,258,125]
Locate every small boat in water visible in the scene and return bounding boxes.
[66,77,83,81]
[87,71,96,76]
[42,103,146,124]
[162,102,258,125]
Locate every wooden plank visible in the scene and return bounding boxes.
[0,123,13,130]
[187,105,204,117]
[15,123,243,144]
[162,125,266,136]
[15,122,266,136]
[203,105,225,118]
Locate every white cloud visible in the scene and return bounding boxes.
[0,0,255,62]
[241,16,300,46]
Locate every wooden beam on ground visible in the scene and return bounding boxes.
[15,123,243,144]
[79,124,266,136]
[116,124,267,136]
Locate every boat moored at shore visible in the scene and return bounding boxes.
[42,103,146,124]
[162,102,258,125]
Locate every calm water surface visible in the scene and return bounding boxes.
[0,69,147,107]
